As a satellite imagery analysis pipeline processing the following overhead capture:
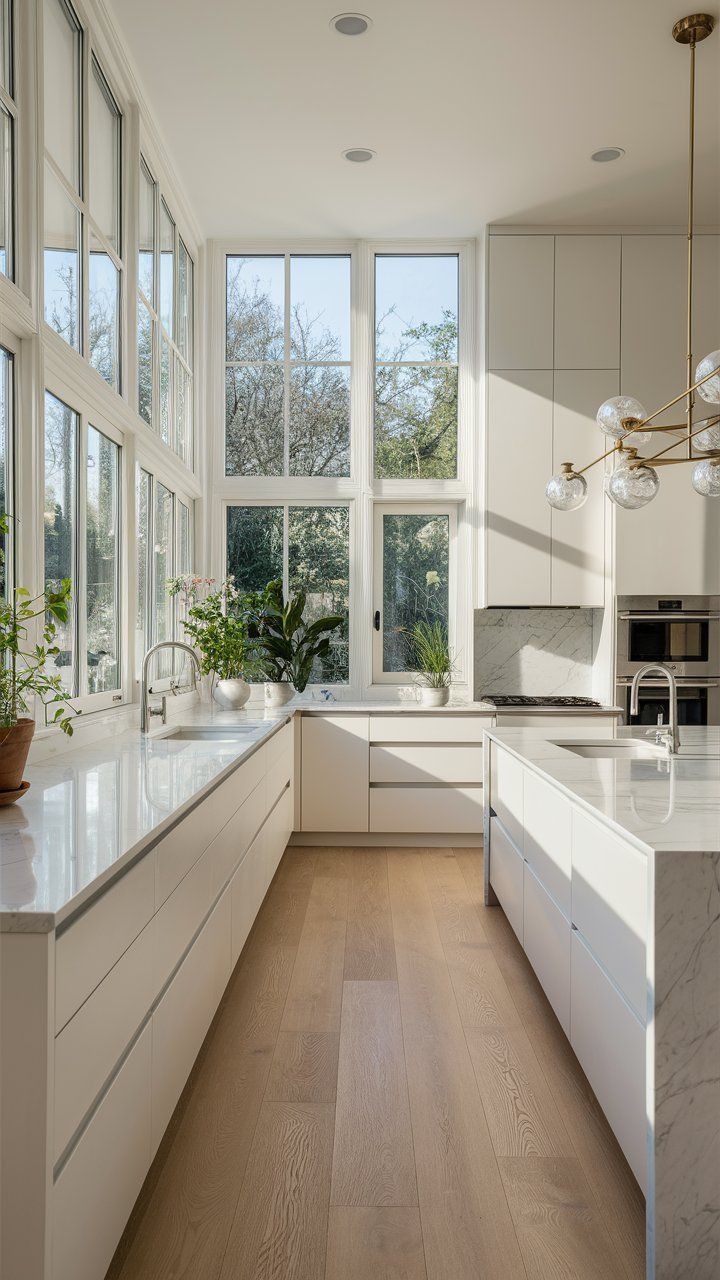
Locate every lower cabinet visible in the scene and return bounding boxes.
[523,863,570,1034]
[489,815,524,942]
[571,930,646,1192]
[301,714,369,831]
[369,784,483,833]
[231,827,266,967]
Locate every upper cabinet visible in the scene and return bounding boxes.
[486,233,619,607]
[615,235,720,595]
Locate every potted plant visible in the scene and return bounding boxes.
[248,579,343,706]
[0,516,76,799]
[411,620,454,707]
[169,576,259,709]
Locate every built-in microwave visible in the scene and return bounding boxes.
[616,595,720,681]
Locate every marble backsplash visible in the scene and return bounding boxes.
[473,607,600,697]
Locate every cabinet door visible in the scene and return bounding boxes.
[617,234,720,595]
[301,715,369,832]
[554,236,620,369]
[488,816,523,943]
[551,369,615,606]
[522,769,571,917]
[523,864,570,1033]
[488,235,554,369]
[231,828,266,967]
[486,370,553,605]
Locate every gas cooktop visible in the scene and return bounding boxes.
[481,695,601,708]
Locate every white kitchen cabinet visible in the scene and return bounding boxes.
[369,784,483,834]
[616,233,720,595]
[523,863,570,1033]
[301,714,369,831]
[571,931,646,1192]
[369,714,488,743]
[554,235,621,369]
[488,815,523,942]
[488,235,554,369]
[488,742,524,851]
[486,369,553,605]
[370,743,482,784]
[551,369,615,606]
[522,769,571,917]
[231,827,266,967]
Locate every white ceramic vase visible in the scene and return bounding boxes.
[212,677,251,710]
[264,681,294,708]
[419,686,450,708]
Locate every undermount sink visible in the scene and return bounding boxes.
[160,725,257,741]
[552,739,670,760]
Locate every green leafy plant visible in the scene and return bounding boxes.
[169,576,260,682]
[0,515,77,734]
[411,620,454,689]
[247,579,343,693]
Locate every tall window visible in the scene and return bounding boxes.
[43,0,123,390]
[0,0,16,281]
[135,465,193,680]
[225,254,351,477]
[372,505,454,681]
[137,158,194,465]
[0,344,13,595]
[226,503,350,683]
[374,254,459,478]
[44,390,122,708]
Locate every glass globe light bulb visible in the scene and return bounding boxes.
[691,458,720,497]
[607,460,660,509]
[596,396,651,445]
[545,464,588,511]
[696,350,720,405]
[693,422,720,452]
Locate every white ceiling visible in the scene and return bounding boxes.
[107,0,720,239]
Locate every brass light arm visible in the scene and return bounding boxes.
[573,412,720,479]
[628,415,720,468]
[632,362,720,429]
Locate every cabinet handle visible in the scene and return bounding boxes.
[373,610,381,632]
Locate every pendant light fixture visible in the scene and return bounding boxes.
[546,14,720,512]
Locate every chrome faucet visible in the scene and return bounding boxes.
[140,641,202,733]
[629,662,680,755]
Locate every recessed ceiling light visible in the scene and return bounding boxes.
[591,147,625,163]
[343,147,375,163]
[331,13,372,36]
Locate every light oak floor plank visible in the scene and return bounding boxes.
[280,872,349,1035]
[265,1032,339,1103]
[325,1207,427,1280]
[218,1101,335,1280]
[330,980,417,1208]
[345,849,397,980]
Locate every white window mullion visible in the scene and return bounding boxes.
[283,253,291,477]
[75,414,87,698]
[282,502,289,597]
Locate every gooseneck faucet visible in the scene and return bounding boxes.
[629,662,680,755]
[141,641,202,733]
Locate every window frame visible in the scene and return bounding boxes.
[0,0,17,284]
[42,377,125,716]
[0,339,15,597]
[134,458,195,693]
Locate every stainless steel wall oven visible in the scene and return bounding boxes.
[616,595,720,725]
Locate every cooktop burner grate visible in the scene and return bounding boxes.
[481,695,602,708]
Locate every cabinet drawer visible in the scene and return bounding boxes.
[523,771,571,917]
[369,785,483,833]
[489,744,524,851]
[154,749,265,908]
[231,827,266,967]
[55,854,155,1032]
[571,809,647,1021]
[489,816,524,943]
[523,864,570,1033]
[151,890,230,1154]
[571,931,646,1191]
[266,721,293,768]
[211,778,266,896]
[370,743,482,784]
[265,785,293,884]
[266,742,292,811]
[52,1024,152,1280]
[369,714,488,744]
[54,918,155,1162]
[153,848,214,998]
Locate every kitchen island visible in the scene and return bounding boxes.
[483,725,720,1280]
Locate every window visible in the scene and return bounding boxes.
[0,344,13,595]
[226,503,350,683]
[44,390,122,709]
[225,254,351,477]
[135,465,194,682]
[374,254,458,478]
[137,157,194,465]
[43,1,124,389]
[372,505,454,681]
[0,0,16,281]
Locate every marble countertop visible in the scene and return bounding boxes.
[486,725,720,854]
[0,706,293,932]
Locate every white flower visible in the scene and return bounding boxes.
[426,570,440,587]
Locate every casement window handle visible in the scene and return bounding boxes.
[373,610,380,632]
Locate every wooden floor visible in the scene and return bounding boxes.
[108,847,645,1280]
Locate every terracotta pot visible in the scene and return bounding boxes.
[0,719,35,792]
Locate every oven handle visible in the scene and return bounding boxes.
[617,611,720,620]
[617,677,720,688]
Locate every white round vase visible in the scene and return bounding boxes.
[264,681,294,708]
[212,678,251,710]
[419,687,450,707]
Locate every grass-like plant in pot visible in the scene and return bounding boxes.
[169,575,260,709]
[411,620,454,707]
[247,579,343,706]
[0,516,76,797]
